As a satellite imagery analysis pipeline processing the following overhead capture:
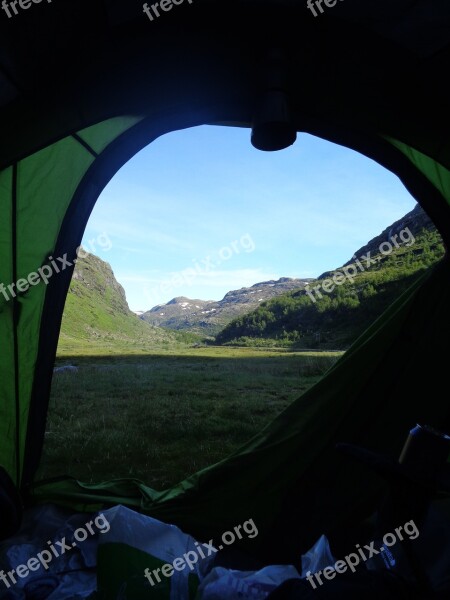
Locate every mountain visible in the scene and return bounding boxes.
[215,205,445,349]
[58,204,444,353]
[141,278,314,336]
[57,250,187,355]
[342,203,436,268]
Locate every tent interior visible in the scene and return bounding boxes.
[1,0,450,597]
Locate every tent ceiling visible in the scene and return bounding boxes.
[0,1,449,170]
[0,71,17,109]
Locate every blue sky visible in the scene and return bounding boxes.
[82,125,416,311]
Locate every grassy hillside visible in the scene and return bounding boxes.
[57,251,196,355]
[216,227,445,350]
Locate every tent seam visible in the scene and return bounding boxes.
[71,134,99,158]
[12,162,20,486]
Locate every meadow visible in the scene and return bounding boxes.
[37,347,342,490]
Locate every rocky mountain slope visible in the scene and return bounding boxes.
[141,277,313,336]
[58,250,186,354]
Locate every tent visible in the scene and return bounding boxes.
[0,0,449,566]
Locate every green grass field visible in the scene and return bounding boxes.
[37,347,342,490]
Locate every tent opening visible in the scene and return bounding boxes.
[33,124,445,491]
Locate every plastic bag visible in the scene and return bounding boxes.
[195,564,301,600]
[97,505,214,600]
[300,534,336,577]
[0,504,99,600]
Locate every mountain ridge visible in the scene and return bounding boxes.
[58,204,444,353]
[141,277,314,336]
[215,204,445,349]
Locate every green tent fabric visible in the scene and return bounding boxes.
[0,0,449,562]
